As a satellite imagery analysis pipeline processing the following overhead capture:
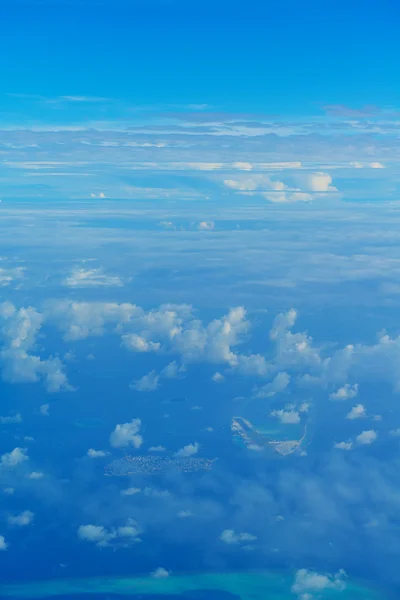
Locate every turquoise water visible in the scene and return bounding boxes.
[0,571,387,600]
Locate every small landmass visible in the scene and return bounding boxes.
[231,416,307,456]
[105,455,216,476]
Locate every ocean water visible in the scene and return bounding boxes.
[0,571,388,600]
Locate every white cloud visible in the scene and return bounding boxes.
[78,525,114,547]
[8,510,34,526]
[0,303,69,392]
[334,441,353,450]
[110,419,143,449]
[187,162,222,170]
[148,445,166,452]
[270,408,300,424]
[292,569,346,596]
[0,536,7,551]
[212,372,225,382]
[304,172,337,192]
[0,447,28,469]
[0,413,22,424]
[0,267,25,288]
[219,529,257,545]
[356,430,377,445]
[161,361,187,379]
[255,372,290,397]
[78,520,141,548]
[232,162,253,170]
[329,383,358,401]
[174,442,200,458]
[390,428,400,437]
[27,471,44,479]
[87,448,109,458]
[150,567,170,579]
[177,510,193,518]
[131,370,160,392]
[121,334,161,353]
[64,268,123,288]
[121,487,141,496]
[346,404,366,420]
[40,404,50,416]
[223,174,325,203]
[198,221,215,230]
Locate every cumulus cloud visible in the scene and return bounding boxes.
[174,442,200,458]
[150,567,170,579]
[0,413,22,424]
[356,430,377,445]
[329,383,359,401]
[87,449,109,458]
[131,370,160,392]
[304,172,338,192]
[8,510,34,526]
[110,419,143,449]
[0,303,69,392]
[39,404,50,416]
[219,529,257,544]
[27,471,44,479]
[0,536,7,551]
[223,172,337,203]
[346,404,366,420]
[0,447,28,469]
[161,361,187,379]
[148,445,166,452]
[270,408,300,424]
[334,441,353,450]
[198,221,215,230]
[212,372,225,382]
[121,487,141,496]
[231,161,253,170]
[254,371,290,397]
[78,520,141,547]
[64,267,123,288]
[0,267,25,288]
[291,569,346,596]
[121,334,161,353]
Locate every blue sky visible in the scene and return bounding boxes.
[1,0,399,117]
[1,2,400,600]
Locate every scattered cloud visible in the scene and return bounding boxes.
[0,447,28,469]
[150,567,170,579]
[291,568,347,596]
[27,471,44,479]
[334,441,353,451]
[329,384,359,401]
[148,445,166,452]
[198,221,215,230]
[270,408,300,424]
[0,413,22,424]
[346,404,366,420]
[356,430,377,445]
[212,372,225,382]
[39,404,50,416]
[0,536,7,551]
[8,510,34,527]
[255,371,290,397]
[87,449,109,458]
[174,442,200,458]
[219,529,257,545]
[110,419,143,449]
[64,268,123,288]
[78,520,141,548]
[131,370,160,392]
